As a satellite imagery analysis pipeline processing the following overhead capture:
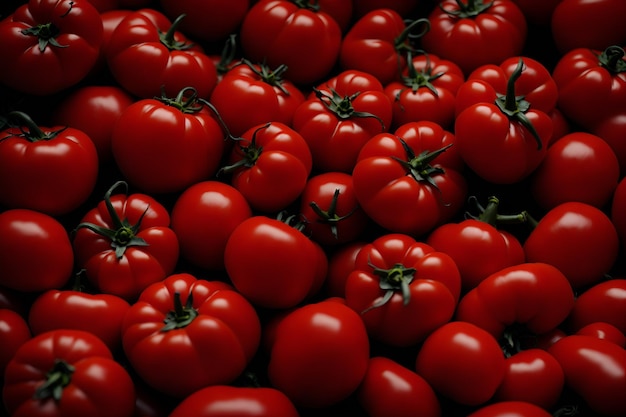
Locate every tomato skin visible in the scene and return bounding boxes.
[170,181,252,271]
[345,234,461,347]
[530,132,620,210]
[51,85,134,164]
[121,273,261,399]
[0,0,103,95]
[576,322,626,348]
[420,0,527,76]
[2,329,136,417]
[266,299,370,408]
[168,385,298,417]
[111,93,225,194]
[550,0,626,54]
[358,356,441,417]
[292,70,392,173]
[548,335,626,417]
[467,401,552,417]
[0,309,31,377]
[592,113,626,178]
[224,215,327,309]
[0,119,99,216]
[494,349,564,409]
[72,184,179,301]
[566,278,626,336]
[225,122,312,213]
[239,0,342,85]
[106,8,217,99]
[0,209,74,293]
[523,202,620,290]
[611,177,626,254]
[324,241,367,298]
[28,289,130,352]
[415,321,506,406]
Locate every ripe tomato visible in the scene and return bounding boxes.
[0,309,31,377]
[224,213,327,309]
[345,233,461,347]
[239,0,342,85]
[420,0,527,75]
[324,241,367,298]
[0,209,74,293]
[72,181,179,301]
[266,299,370,408]
[0,0,103,95]
[467,401,552,417]
[121,273,261,398]
[530,132,620,210]
[566,278,626,336]
[592,113,626,177]
[0,111,99,215]
[611,176,626,253]
[221,122,312,213]
[523,202,620,290]
[358,356,441,417]
[111,88,225,194]
[2,329,135,417]
[576,322,626,348]
[415,321,506,406]
[170,180,252,271]
[168,385,299,417]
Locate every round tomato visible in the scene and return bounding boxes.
[611,177,626,252]
[566,278,626,336]
[0,309,31,377]
[576,322,626,348]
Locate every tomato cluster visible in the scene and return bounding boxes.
[1,0,626,416]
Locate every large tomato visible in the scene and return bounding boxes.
[2,329,135,417]
[0,0,103,95]
[121,273,261,398]
[566,278,626,336]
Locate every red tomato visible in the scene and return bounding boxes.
[576,322,626,348]
[72,181,179,301]
[339,9,430,85]
[523,202,620,290]
[566,278,626,336]
[550,0,626,54]
[209,61,305,137]
[0,209,74,293]
[160,0,250,42]
[0,309,31,377]
[111,88,225,194]
[221,122,312,213]
[426,196,526,291]
[324,241,367,298]
[90,8,132,76]
[239,0,342,85]
[415,321,506,406]
[467,401,552,417]
[420,0,527,76]
[298,172,370,246]
[266,299,370,408]
[51,85,134,164]
[611,177,626,253]
[592,113,626,177]
[2,329,135,417]
[106,8,217,98]
[552,45,626,130]
[168,385,299,417]
[345,233,461,347]
[358,356,441,417]
[352,122,467,237]
[385,52,465,130]
[530,132,620,210]
[0,0,103,95]
[224,214,328,308]
[121,273,261,398]
[548,335,626,417]
[0,111,99,215]
[28,288,130,352]
[494,349,564,409]
[292,69,393,173]
[170,181,252,271]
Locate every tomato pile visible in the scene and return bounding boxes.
[1,0,626,416]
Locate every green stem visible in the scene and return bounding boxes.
[362,259,416,313]
[597,45,626,74]
[308,188,356,240]
[161,291,198,331]
[159,14,193,51]
[33,359,75,402]
[2,111,65,142]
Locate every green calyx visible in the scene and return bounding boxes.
[20,1,74,52]
[398,51,445,97]
[157,87,204,114]
[362,259,416,313]
[394,18,431,55]
[74,181,149,259]
[161,291,198,331]
[441,0,494,18]
[239,59,291,95]
[464,195,529,226]
[33,359,75,402]
[392,137,452,192]
[218,123,270,176]
[1,111,66,142]
[597,45,626,74]
[277,210,307,233]
[494,58,543,150]
[159,14,194,51]
[308,188,356,240]
[314,87,386,130]
[292,0,320,12]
